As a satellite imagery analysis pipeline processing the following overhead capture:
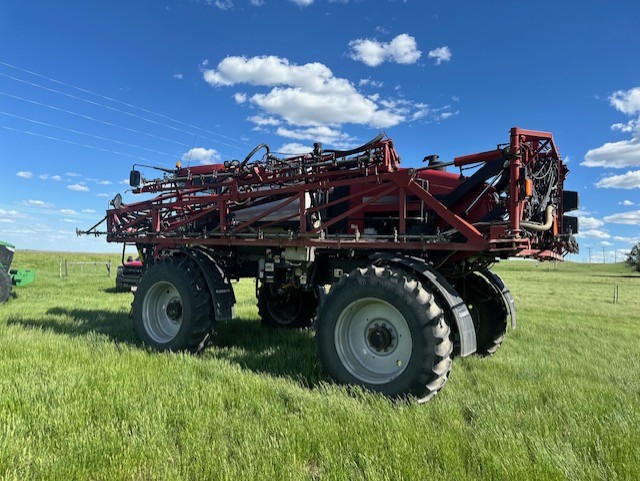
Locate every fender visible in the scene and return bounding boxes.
[481,269,517,329]
[178,247,236,321]
[371,253,477,357]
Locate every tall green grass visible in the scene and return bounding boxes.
[1,251,638,480]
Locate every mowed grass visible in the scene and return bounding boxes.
[1,251,639,480]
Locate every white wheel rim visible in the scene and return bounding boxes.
[334,297,412,385]
[142,281,183,343]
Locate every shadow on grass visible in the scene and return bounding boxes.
[585,273,640,279]
[8,308,323,388]
[7,307,139,346]
[210,319,322,387]
[103,287,132,294]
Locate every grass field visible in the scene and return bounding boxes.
[1,251,639,480]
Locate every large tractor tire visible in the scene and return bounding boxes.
[316,265,453,402]
[257,284,316,328]
[132,258,213,352]
[0,269,11,304]
[456,270,508,356]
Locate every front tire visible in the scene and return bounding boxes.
[456,270,508,356]
[316,266,452,402]
[132,258,213,352]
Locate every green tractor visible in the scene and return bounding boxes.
[0,241,35,304]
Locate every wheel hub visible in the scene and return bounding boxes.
[367,324,394,352]
[166,299,182,321]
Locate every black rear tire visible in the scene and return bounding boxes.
[316,265,452,402]
[132,258,213,352]
[0,269,12,304]
[457,270,508,356]
[257,284,316,328]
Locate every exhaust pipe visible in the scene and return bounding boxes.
[521,205,555,232]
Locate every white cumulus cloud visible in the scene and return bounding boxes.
[248,115,281,126]
[51,175,62,181]
[349,34,421,67]
[613,235,639,244]
[203,55,406,128]
[24,199,53,208]
[278,142,313,154]
[576,216,604,230]
[611,119,639,133]
[16,171,33,179]
[577,229,611,239]
[276,125,356,149]
[359,78,384,88]
[428,46,452,66]
[290,0,314,6]
[603,210,640,225]
[181,147,221,165]
[609,87,640,115]
[595,170,640,189]
[212,0,233,10]
[234,92,247,104]
[173,73,184,80]
[67,184,90,192]
[583,86,640,188]
[60,209,77,215]
[583,138,640,168]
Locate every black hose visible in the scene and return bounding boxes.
[323,133,385,157]
[241,143,270,169]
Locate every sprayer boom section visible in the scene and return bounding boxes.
[91,127,577,264]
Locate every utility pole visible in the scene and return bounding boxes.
[588,246,592,266]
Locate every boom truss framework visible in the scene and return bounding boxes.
[81,128,576,260]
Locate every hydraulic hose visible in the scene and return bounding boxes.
[241,143,270,170]
[521,205,555,232]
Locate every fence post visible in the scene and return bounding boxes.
[107,260,112,277]
[65,259,69,277]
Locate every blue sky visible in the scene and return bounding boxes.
[1,0,639,261]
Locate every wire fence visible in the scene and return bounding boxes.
[59,258,112,278]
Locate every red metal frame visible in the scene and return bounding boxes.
[87,128,572,262]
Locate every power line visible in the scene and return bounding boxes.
[0,90,191,147]
[0,111,179,159]
[0,69,248,152]
[0,124,163,164]
[0,60,251,147]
